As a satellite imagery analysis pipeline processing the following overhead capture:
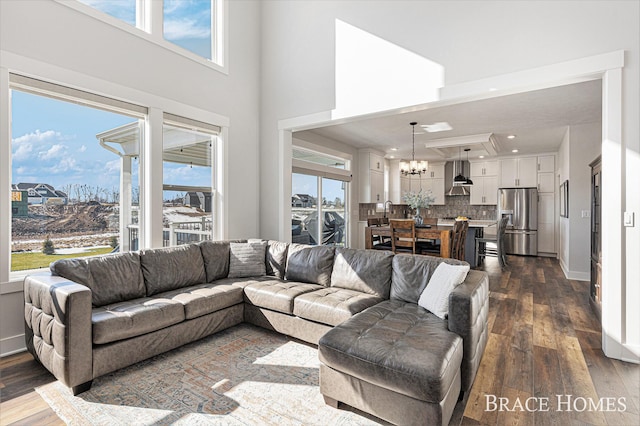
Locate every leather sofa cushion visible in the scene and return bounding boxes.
[199,241,231,282]
[50,252,145,307]
[391,255,467,304]
[140,244,207,296]
[155,283,243,320]
[318,300,463,403]
[92,296,185,344]
[285,244,334,286]
[330,247,393,298]
[266,240,289,278]
[293,287,383,326]
[243,278,324,314]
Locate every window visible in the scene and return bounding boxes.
[162,114,219,247]
[9,79,144,272]
[68,0,224,66]
[291,147,350,247]
[77,0,136,26]
[164,0,214,60]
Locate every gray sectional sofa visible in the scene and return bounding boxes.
[24,239,488,425]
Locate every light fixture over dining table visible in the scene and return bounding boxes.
[400,122,428,176]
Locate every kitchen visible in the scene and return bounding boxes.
[294,79,601,281]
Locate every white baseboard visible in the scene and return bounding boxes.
[0,334,26,357]
[559,259,590,281]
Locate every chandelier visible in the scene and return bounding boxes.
[400,122,428,176]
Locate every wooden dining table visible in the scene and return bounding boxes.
[365,224,452,258]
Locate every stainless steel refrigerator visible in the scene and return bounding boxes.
[498,187,538,256]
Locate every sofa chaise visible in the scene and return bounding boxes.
[24,239,488,425]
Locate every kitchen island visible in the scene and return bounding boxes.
[436,219,497,266]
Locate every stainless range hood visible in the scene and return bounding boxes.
[446,161,471,196]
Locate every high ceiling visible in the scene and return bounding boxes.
[295,79,602,162]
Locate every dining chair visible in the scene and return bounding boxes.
[390,219,417,254]
[450,220,469,261]
[367,218,392,250]
[475,216,509,267]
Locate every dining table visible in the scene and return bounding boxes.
[365,224,452,258]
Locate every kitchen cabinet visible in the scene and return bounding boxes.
[470,160,498,177]
[500,157,537,188]
[537,192,555,253]
[537,172,555,193]
[406,164,445,205]
[358,150,386,203]
[537,155,555,173]
[470,160,498,205]
[470,176,498,205]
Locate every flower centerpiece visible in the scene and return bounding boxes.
[402,189,436,225]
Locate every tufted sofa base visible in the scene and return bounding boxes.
[320,364,460,426]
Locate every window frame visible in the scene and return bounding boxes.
[56,0,228,74]
[2,73,226,283]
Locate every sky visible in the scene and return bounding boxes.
[292,173,345,205]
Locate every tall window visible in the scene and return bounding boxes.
[291,147,350,247]
[72,0,223,65]
[9,79,144,272]
[162,115,219,247]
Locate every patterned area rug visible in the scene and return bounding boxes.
[36,324,385,425]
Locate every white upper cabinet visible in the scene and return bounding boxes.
[537,155,555,173]
[538,172,555,193]
[470,160,498,177]
[359,150,386,203]
[369,152,384,172]
[500,157,537,187]
[470,176,498,205]
[425,163,445,179]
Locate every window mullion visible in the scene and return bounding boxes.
[148,0,164,40]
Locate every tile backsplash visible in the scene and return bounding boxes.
[423,196,497,220]
[359,196,496,221]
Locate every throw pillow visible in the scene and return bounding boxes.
[418,262,470,319]
[228,241,267,278]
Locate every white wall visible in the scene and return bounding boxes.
[0,0,261,355]
[558,123,601,280]
[259,1,639,362]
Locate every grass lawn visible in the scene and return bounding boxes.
[11,247,115,271]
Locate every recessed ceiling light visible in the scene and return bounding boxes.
[507,135,516,139]
[420,122,452,133]
[389,155,395,159]
[489,87,498,92]
[390,148,398,151]
[479,155,485,159]
[512,149,519,153]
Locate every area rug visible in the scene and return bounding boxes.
[36,324,384,425]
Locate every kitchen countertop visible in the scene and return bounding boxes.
[437,219,497,228]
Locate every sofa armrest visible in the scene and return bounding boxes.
[447,269,489,391]
[24,273,93,389]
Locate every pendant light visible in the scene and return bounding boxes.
[400,122,428,176]
[464,148,473,185]
[453,146,467,183]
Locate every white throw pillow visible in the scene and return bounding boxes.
[418,262,470,319]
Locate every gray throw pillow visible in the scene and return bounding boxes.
[228,241,267,278]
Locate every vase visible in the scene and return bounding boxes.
[414,208,423,225]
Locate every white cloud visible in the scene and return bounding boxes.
[12,142,33,161]
[49,157,78,174]
[79,145,87,153]
[164,18,210,40]
[13,129,59,145]
[104,159,121,174]
[38,144,67,161]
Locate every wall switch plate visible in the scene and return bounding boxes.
[624,211,635,227]
[581,210,591,218]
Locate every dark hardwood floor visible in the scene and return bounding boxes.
[1,255,638,425]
